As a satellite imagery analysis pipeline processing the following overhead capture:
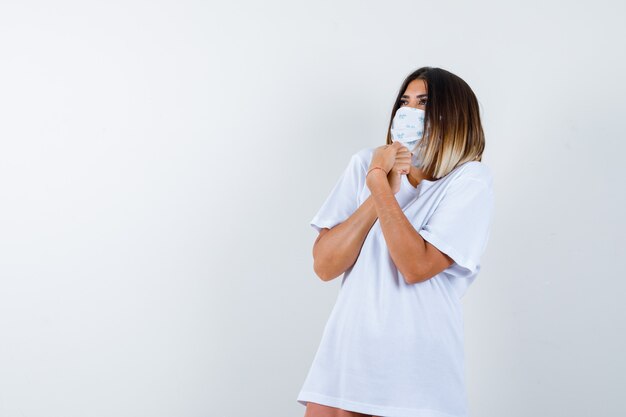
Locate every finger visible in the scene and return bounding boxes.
[393,157,411,166]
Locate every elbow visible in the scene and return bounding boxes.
[402,267,425,285]
[312,229,334,282]
[404,269,438,285]
[403,274,420,285]
[313,259,334,282]
[313,264,329,282]
[312,238,343,282]
[313,256,345,282]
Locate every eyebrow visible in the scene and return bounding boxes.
[402,94,428,98]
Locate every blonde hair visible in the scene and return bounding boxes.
[386,67,486,180]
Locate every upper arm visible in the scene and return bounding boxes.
[310,152,366,233]
[314,228,330,246]
[414,170,495,283]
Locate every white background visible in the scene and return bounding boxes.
[0,1,624,416]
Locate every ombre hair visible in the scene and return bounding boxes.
[386,67,486,180]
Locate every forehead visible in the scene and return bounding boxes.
[403,79,427,95]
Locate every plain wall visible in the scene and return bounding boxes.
[0,1,624,416]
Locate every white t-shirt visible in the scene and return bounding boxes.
[297,146,495,417]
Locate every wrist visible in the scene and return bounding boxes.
[366,166,390,190]
[366,166,388,177]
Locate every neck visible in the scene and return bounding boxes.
[407,166,435,187]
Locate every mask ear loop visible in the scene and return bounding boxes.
[412,134,427,168]
[411,150,420,167]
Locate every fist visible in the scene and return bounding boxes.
[387,145,412,194]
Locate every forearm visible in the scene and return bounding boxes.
[367,170,427,282]
[313,196,378,281]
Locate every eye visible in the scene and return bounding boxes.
[399,98,427,106]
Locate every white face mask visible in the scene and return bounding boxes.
[391,106,425,146]
[390,106,425,166]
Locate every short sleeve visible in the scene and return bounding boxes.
[310,152,366,233]
[418,174,495,278]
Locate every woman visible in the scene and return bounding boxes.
[297,67,494,417]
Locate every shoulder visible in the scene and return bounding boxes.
[350,146,377,171]
[449,160,493,189]
[437,161,494,204]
